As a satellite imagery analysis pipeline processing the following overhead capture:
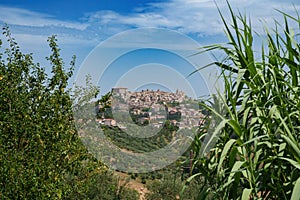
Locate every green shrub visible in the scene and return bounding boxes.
[146,172,204,200]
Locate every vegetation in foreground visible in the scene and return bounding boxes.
[186,3,300,200]
[0,26,138,199]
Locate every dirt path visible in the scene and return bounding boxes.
[115,171,150,200]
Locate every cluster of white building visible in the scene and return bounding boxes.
[98,88,206,129]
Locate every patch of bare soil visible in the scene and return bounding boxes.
[116,171,150,200]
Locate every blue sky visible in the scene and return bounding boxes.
[0,0,299,97]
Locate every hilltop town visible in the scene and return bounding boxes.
[96,87,206,130]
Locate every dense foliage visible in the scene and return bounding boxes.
[0,26,137,199]
[188,3,300,200]
[102,123,177,153]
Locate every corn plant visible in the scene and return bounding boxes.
[188,2,300,199]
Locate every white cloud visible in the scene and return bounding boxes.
[0,6,99,65]
[85,0,300,36]
[0,6,88,30]
[0,0,299,70]
[2,0,299,50]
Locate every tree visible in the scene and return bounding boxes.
[0,26,137,200]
